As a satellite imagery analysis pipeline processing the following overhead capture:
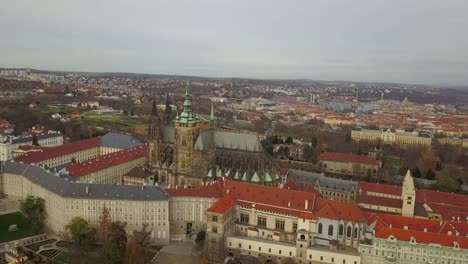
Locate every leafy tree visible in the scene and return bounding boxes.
[64,217,96,260]
[127,224,151,264]
[436,174,461,193]
[285,136,293,144]
[20,196,45,234]
[97,206,111,243]
[311,136,318,148]
[426,168,436,180]
[419,148,439,172]
[398,165,408,175]
[302,145,314,162]
[411,167,422,178]
[195,230,206,245]
[100,221,127,264]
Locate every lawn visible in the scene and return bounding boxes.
[40,249,59,258]
[53,251,70,263]
[26,238,57,251]
[0,212,34,243]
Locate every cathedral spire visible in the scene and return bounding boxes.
[209,102,215,132]
[151,96,158,118]
[148,96,160,140]
[175,88,198,125]
[164,93,172,125]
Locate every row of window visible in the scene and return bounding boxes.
[318,223,358,239]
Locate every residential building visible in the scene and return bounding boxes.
[286,169,358,202]
[123,167,153,186]
[318,152,381,178]
[64,145,147,184]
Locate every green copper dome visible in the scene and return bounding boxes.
[175,89,199,125]
[264,171,273,182]
[251,172,261,183]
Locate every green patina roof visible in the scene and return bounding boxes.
[175,89,199,125]
[275,173,280,180]
[233,171,240,180]
[251,172,261,183]
[241,172,248,181]
[225,169,231,176]
[264,171,273,182]
[217,169,222,177]
[207,169,213,178]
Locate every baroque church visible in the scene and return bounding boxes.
[147,90,280,188]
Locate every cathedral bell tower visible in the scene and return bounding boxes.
[147,97,161,167]
[174,89,199,176]
[401,169,416,217]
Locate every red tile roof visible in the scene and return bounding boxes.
[359,181,402,196]
[358,194,402,208]
[223,179,315,213]
[164,179,225,198]
[15,137,101,164]
[66,145,147,178]
[313,198,364,222]
[375,226,468,249]
[319,152,380,166]
[207,194,237,214]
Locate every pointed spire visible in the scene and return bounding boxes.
[176,88,198,125]
[164,93,172,125]
[151,96,158,118]
[148,96,160,140]
[209,102,215,132]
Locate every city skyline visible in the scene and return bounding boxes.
[2,0,468,86]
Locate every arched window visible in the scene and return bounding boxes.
[339,224,344,236]
[354,227,358,238]
[300,234,305,240]
[318,223,323,234]
[328,225,334,236]
[346,226,352,238]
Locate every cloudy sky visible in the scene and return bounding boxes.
[1,0,468,85]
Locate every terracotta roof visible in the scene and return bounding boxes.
[416,189,468,208]
[164,179,225,198]
[376,226,468,249]
[66,145,147,178]
[358,194,403,208]
[223,179,315,213]
[15,137,101,164]
[312,198,364,222]
[207,194,237,214]
[319,152,380,166]
[359,181,402,196]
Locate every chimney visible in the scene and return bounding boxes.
[85,186,89,194]
[288,202,291,208]
[448,231,452,235]
[305,200,309,210]
[389,224,392,228]
[423,228,427,232]
[404,226,408,230]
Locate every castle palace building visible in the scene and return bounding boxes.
[147,90,279,188]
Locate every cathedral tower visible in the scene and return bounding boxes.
[173,89,199,177]
[147,97,161,166]
[401,169,416,217]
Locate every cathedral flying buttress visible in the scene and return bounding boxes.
[147,89,280,189]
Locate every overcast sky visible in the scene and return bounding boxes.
[1,0,468,85]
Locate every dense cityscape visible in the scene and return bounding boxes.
[2,1,468,264]
[0,68,466,264]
